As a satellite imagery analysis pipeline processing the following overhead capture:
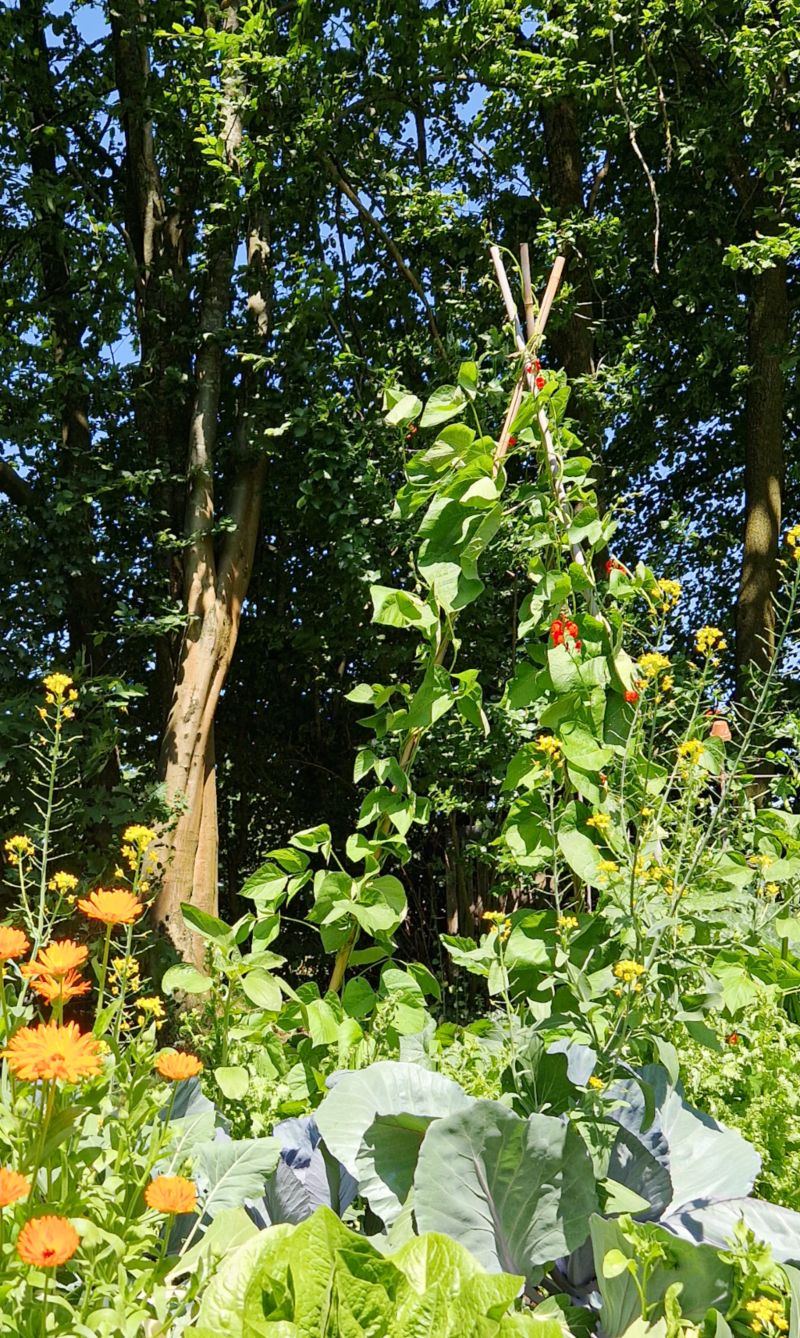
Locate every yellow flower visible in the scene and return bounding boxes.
[588,1075,604,1090]
[638,652,671,680]
[785,524,800,559]
[613,959,645,990]
[748,853,773,871]
[557,915,579,932]
[678,738,704,767]
[656,579,681,611]
[136,996,165,1028]
[640,806,653,819]
[536,734,562,762]
[123,824,157,850]
[660,674,674,693]
[695,626,727,657]
[42,673,73,701]
[4,835,35,867]
[48,871,78,895]
[764,882,780,899]
[586,813,611,832]
[109,956,141,996]
[596,858,619,877]
[745,1298,788,1334]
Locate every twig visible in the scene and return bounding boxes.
[609,30,661,273]
[320,153,447,361]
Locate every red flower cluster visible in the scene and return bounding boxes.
[605,558,624,574]
[507,435,518,447]
[535,375,546,390]
[550,619,580,650]
[525,359,541,375]
[624,689,639,704]
[726,1032,739,1046]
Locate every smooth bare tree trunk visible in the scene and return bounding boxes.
[735,257,788,695]
[110,0,270,961]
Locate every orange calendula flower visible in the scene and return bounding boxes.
[17,1215,79,1267]
[0,1168,30,1208]
[27,969,90,1005]
[145,1175,197,1215]
[77,888,143,926]
[23,939,88,979]
[3,1020,102,1083]
[155,1051,203,1082]
[0,927,30,962]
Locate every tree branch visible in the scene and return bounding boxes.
[0,460,34,509]
[320,153,447,361]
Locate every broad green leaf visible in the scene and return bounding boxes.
[214,1066,250,1100]
[180,903,234,945]
[342,977,377,1019]
[161,962,213,996]
[419,383,466,428]
[414,1101,598,1286]
[592,1215,733,1336]
[370,585,437,634]
[315,1061,473,1226]
[193,1136,281,1219]
[241,969,282,1012]
[385,392,422,426]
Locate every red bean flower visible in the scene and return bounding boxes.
[550,619,581,651]
[535,374,546,390]
[605,558,624,574]
[624,689,639,703]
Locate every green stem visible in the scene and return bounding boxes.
[35,711,62,955]
[96,925,113,1016]
[29,1081,57,1193]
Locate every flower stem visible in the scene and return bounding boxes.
[96,925,113,1017]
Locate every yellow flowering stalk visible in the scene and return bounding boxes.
[785,523,800,561]
[586,813,611,832]
[136,995,166,1029]
[121,824,158,877]
[587,1075,604,1090]
[596,858,619,883]
[678,738,704,767]
[109,956,142,997]
[613,959,645,991]
[536,735,562,763]
[638,652,671,680]
[557,914,578,932]
[655,578,681,611]
[4,835,34,867]
[694,626,727,658]
[744,1296,788,1334]
[48,871,78,896]
[43,673,74,703]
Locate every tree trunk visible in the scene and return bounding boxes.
[108,0,272,961]
[735,257,788,695]
[541,98,596,389]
